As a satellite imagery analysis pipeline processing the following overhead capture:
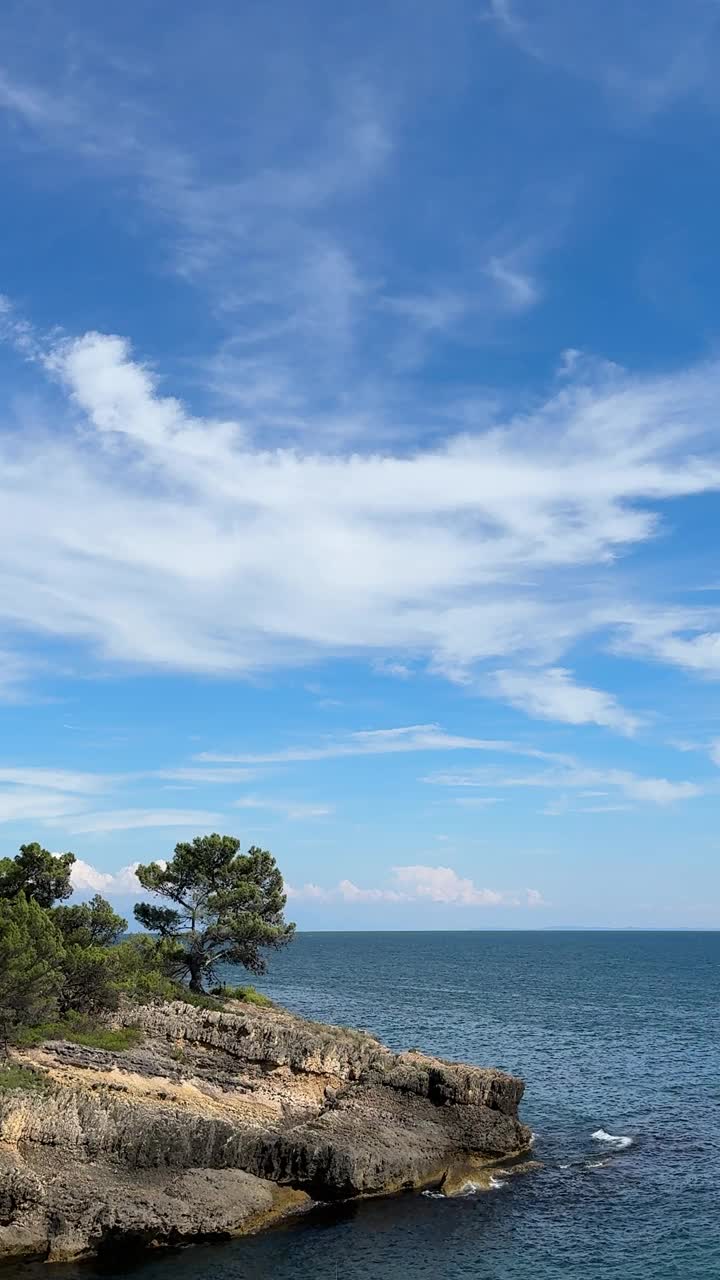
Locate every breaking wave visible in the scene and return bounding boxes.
[591,1129,633,1149]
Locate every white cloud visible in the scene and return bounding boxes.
[486,0,719,120]
[453,796,503,807]
[200,725,570,765]
[0,788,88,823]
[486,256,540,311]
[426,761,703,806]
[72,858,544,909]
[0,323,719,707]
[155,767,258,784]
[70,858,145,894]
[337,878,406,904]
[492,667,641,734]
[0,767,110,792]
[0,648,34,702]
[392,864,506,905]
[287,865,545,908]
[286,879,404,904]
[59,809,223,834]
[285,881,334,902]
[233,796,332,820]
[525,888,545,907]
[373,660,413,679]
[613,608,720,678]
[384,290,469,334]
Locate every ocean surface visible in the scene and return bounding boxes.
[8,931,720,1280]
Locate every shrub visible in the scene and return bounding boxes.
[0,1063,51,1092]
[60,944,122,1016]
[174,990,225,1011]
[17,1013,143,1052]
[212,983,272,1007]
[111,935,186,1003]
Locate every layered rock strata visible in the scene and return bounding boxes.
[0,1000,531,1262]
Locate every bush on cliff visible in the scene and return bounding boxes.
[133,834,295,993]
[0,1062,51,1092]
[212,983,272,1006]
[16,1013,144,1052]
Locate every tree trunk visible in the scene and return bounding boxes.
[187,957,204,994]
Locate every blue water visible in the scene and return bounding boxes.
[11,931,720,1279]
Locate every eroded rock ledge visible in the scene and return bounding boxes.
[0,1000,531,1262]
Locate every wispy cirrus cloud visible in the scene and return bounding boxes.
[198,725,562,765]
[155,766,258,784]
[486,254,541,311]
[485,0,720,120]
[0,788,88,824]
[233,796,332,820]
[3,25,720,744]
[426,761,704,807]
[0,766,110,793]
[59,809,223,835]
[0,321,716,701]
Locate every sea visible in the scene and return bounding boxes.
[7,931,720,1280]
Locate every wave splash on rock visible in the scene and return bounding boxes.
[591,1128,633,1150]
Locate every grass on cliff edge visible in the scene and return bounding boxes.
[212,984,273,1007]
[0,1063,51,1092]
[9,988,271,1057]
[172,984,273,1010]
[16,1013,144,1052]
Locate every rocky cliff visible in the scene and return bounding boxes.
[0,1000,531,1262]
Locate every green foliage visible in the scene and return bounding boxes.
[17,1012,143,1052]
[212,983,272,1006]
[174,989,225,1010]
[133,834,294,993]
[52,897,129,1015]
[0,833,287,1044]
[112,935,181,1003]
[59,944,121,1015]
[54,894,127,948]
[0,895,65,1047]
[0,843,75,909]
[0,1063,51,1092]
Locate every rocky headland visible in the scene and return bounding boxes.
[0,999,532,1262]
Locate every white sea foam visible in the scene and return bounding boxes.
[489,1175,508,1190]
[591,1128,633,1149]
[586,1158,611,1169]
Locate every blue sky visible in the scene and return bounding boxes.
[1,0,720,929]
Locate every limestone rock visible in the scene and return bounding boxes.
[0,1000,531,1262]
